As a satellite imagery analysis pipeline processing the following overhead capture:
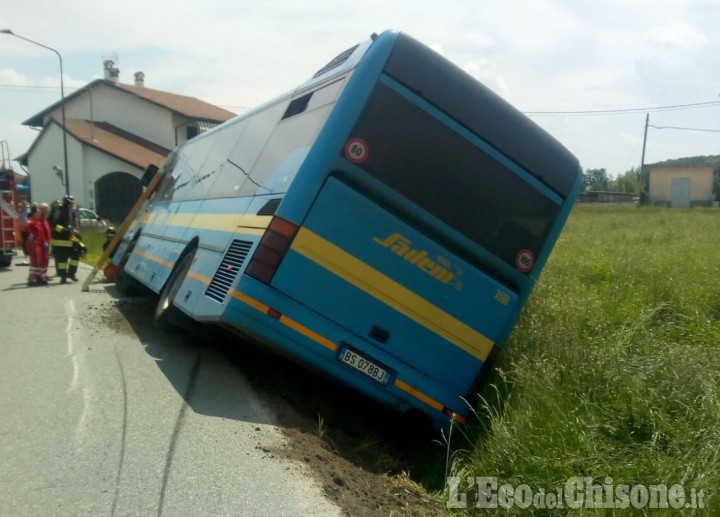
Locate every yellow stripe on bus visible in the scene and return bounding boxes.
[134,248,174,269]
[394,380,465,423]
[229,289,338,352]
[279,315,338,352]
[230,289,270,313]
[291,228,494,361]
[394,379,444,412]
[143,212,270,235]
[187,270,210,285]
[127,247,210,286]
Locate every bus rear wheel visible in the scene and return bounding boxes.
[154,250,195,331]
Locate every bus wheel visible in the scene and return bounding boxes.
[154,250,195,331]
[115,239,145,296]
[115,266,147,295]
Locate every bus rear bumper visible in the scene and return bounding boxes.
[222,276,468,431]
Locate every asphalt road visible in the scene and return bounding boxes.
[0,262,340,516]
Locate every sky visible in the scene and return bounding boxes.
[1,0,719,177]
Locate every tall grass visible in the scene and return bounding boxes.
[450,205,719,515]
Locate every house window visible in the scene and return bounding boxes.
[186,125,199,140]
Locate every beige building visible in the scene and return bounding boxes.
[648,160,717,208]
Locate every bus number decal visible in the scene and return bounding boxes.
[345,138,369,164]
[515,249,535,273]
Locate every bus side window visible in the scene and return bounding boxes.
[257,146,311,194]
[208,104,286,199]
[182,121,244,201]
[245,105,333,196]
[244,79,346,196]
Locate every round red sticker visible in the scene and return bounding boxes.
[515,249,535,273]
[344,138,369,163]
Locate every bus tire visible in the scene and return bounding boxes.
[114,238,145,296]
[115,267,145,296]
[154,250,195,331]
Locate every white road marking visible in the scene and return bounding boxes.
[65,299,90,446]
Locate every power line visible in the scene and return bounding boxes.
[0,84,60,90]
[524,100,720,117]
[649,124,720,133]
[0,84,251,111]
[0,84,80,93]
[4,82,718,120]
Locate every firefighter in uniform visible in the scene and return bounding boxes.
[70,228,86,272]
[50,195,78,283]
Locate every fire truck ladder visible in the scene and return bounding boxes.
[0,141,20,259]
[0,196,18,256]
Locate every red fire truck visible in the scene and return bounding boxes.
[0,141,21,268]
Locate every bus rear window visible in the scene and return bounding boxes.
[346,83,561,270]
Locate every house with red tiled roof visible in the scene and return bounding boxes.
[18,62,235,222]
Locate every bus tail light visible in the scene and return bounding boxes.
[442,407,466,425]
[245,216,299,284]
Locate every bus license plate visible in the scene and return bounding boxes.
[339,348,389,385]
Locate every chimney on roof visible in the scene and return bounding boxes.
[134,71,145,87]
[103,60,119,83]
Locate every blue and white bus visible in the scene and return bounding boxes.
[114,30,582,431]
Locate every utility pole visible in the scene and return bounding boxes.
[638,113,649,204]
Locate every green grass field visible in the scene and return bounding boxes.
[449,204,719,515]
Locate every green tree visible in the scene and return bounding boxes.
[613,168,640,193]
[583,168,609,191]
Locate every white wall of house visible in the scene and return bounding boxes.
[27,123,143,210]
[45,84,176,150]
[27,124,80,205]
[24,78,224,215]
[80,146,143,212]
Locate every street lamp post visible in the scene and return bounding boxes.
[1,29,70,196]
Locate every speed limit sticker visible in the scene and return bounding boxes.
[344,138,369,164]
[515,249,535,273]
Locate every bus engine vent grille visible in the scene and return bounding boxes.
[257,198,281,216]
[205,239,254,303]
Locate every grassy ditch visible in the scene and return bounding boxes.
[449,205,719,514]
